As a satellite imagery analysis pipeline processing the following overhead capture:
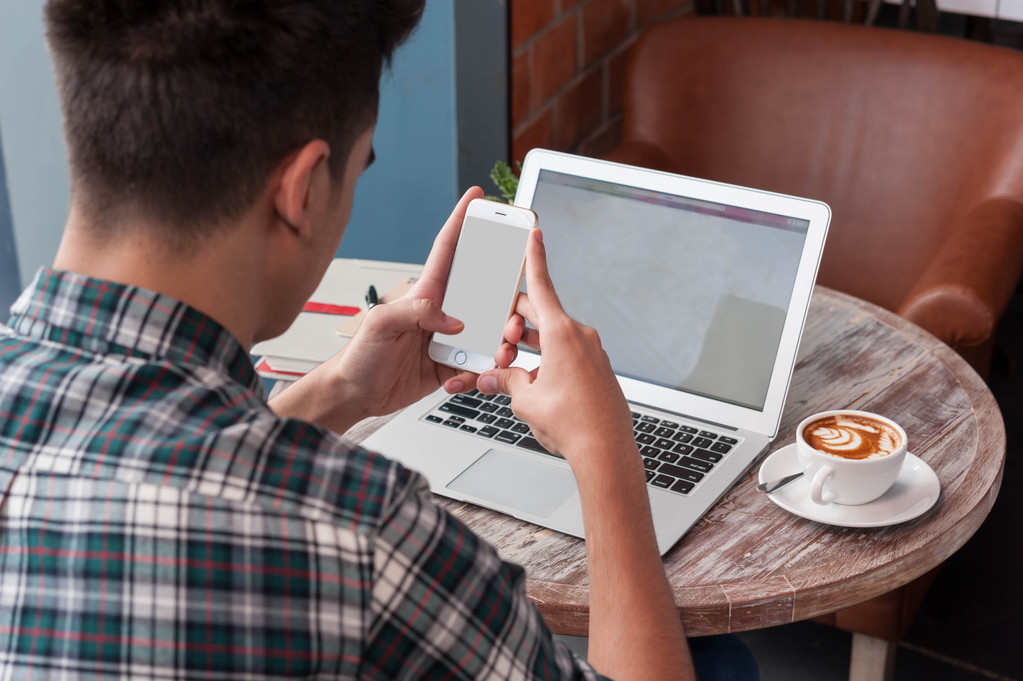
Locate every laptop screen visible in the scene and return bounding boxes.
[529,170,810,411]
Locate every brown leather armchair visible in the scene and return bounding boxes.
[606,17,1023,379]
[604,16,1023,680]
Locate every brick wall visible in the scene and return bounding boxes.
[510,0,694,166]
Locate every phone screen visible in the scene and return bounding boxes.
[433,215,530,359]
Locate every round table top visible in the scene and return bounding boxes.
[346,286,1006,637]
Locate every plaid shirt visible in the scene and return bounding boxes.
[0,269,607,681]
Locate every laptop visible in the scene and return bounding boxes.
[362,149,830,555]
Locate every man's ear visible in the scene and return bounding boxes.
[273,140,331,239]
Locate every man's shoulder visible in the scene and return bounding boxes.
[0,269,431,540]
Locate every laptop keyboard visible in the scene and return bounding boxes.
[421,390,741,496]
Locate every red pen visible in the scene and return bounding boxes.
[302,302,361,316]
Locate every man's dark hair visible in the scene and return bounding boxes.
[44,0,423,246]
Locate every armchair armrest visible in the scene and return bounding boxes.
[898,198,1023,350]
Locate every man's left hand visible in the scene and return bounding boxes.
[270,186,510,434]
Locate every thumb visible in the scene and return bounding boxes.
[478,367,532,397]
[407,298,463,334]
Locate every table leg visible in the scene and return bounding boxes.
[849,633,896,681]
[865,0,883,24]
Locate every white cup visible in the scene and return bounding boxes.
[796,410,907,506]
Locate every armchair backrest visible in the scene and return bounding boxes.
[609,17,1023,316]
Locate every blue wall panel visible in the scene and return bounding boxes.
[0,128,21,315]
[338,0,459,266]
[0,0,70,289]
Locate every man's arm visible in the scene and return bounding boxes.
[365,474,612,681]
[478,229,694,681]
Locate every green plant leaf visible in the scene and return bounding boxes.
[489,160,520,204]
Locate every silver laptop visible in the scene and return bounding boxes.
[362,149,830,555]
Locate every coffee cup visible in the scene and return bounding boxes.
[796,410,907,505]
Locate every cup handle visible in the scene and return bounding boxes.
[810,466,838,505]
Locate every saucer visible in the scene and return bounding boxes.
[757,444,941,528]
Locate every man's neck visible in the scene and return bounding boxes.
[53,207,270,348]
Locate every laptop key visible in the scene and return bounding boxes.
[516,436,555,456]
[655,437,674,449]
[442,420,461,428]
[692,437,714,449]
[426,415,444,423]
[719,436,738,445]
[440,403,480,419]
[479,426,499,438]
[698,430,719,439]
[673,443,695,455]
[651,474,674,488]
[670,479,695,494]
[636,433,656,445]
[495,431,521,445]
[692,449,722,463]
[656,462,704,482]
[476,413,497,424]
[451,395,483,408]
[678,425,698,434]
[645,470,656,482]
[643,457,660,471]
[636,422,656,433]
[494,395,512,405]
[459,425,478,433]
[679,456,713,473]
[641,415,660,424]
[711,441,733,454]
[495,418,516,429]
[479,402,499,413]
[657,450,680,464]
[654,426,676,438]
[673,432,693,443]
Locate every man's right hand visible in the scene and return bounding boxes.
[476,228,636,473]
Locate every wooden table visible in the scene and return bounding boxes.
[311,286,1005,677]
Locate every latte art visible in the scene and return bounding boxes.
[802,414,902,460]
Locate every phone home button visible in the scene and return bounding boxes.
[454,351,467,366]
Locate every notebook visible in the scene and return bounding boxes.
[361,149,830,554]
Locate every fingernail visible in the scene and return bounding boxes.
[534,228,544,244]
[479,375,498,393]
[448,379,465,393]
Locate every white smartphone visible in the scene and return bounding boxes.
[428,198,537,373]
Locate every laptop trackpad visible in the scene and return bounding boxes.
[447,449,576,519]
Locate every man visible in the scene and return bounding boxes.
[0,2,756,679]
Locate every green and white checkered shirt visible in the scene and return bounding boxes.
[0,268,607,680]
